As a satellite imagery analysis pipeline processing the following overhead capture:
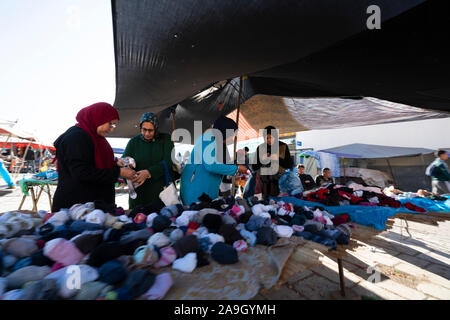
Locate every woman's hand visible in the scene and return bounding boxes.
[116,158,125,167]
[237,165,248,174]
[120,167,136,179]
[133,170,151,188]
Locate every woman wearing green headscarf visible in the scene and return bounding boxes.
[122,112,175,209]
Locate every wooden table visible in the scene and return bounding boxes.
[18,179,58,211]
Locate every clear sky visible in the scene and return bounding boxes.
[1,0,449,151]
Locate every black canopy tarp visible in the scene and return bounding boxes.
[111,0,450,141]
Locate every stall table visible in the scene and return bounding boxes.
[18,178,57,211]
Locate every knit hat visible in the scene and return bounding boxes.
[172,252,197,273]
[192,226,209,239]
[210,242,239,264]
[47,210,71,227]
[251,204,273,219]
[98,260,127,285]
[0,277,6,297]
[292,225,305,233]
[69,220,104,233]
[6,265,51,289]
[233,240,248,252]
[273,225,294,238]
[256,227,278,246]
[170,228,184,243]
[160,205,182,218]
[103,228,124,242]
[237,212,252,224]
[2,289,23,300]
[18,279,59,300]
[290,213,307,226]
[11,257,32,272]
[72,230,104,254]
[58,264,99,299]
[148,232,171,248]
[74,281,113,300]
[69,203,92,220]
[245,215,271,232]
[226,205,244,219]
[336,224,352,237]
[2,238,39,258]
[198,237,213,253]
[85,209,106,225]
[140,272,173,300]
[185,221,200,236]
[87,240,142,267]
[221,214,237,225]
[120,228,153,245]
[239,229,257,246]
[122,269,156,298]
[133,245,160,266]
[176,210,197,227]
[133,213,147,225]
[152,215,172,232]
[332,214,350,226]
[173,234,198,258]
[192,208,219,225]
[218,224,244,245]
[304,220,324,233]
[196,249,210,267]
[146,213,159,228]
[43,238,85,266]
[103,213,119,228]
[203,214,222,234]
[38,223,55,236]
[153,246,177,268]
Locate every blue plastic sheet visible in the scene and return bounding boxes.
[398,197,450,213]
[276,196,422,231]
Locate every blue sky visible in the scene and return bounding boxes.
[1,1,449,151]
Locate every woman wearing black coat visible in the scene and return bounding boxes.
[51,103,136,212]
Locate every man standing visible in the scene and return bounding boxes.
[297,164,316,190]
[426,150,450,194]
[315,168,334,187]
[253,126,293,198]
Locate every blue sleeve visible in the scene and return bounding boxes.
[203,163,238,175]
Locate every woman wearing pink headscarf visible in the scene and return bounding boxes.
[52,102,136,211]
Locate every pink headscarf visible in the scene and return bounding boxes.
[75,102,119,169]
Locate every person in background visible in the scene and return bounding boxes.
[52,102,136,212]
[252,125,293,198]
[297,164,316,190]
[0,158,15,189]
[180,116,248,205]
[426,149,450,194]
[122,112,175,209]
[315,167,334,187]
[244,147,250,168]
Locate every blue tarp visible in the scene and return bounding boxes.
[398,196,450,212]
[276,196,450,231]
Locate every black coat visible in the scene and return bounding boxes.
[52,126,120,212]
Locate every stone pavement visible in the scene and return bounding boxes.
[1,183,449,300]
[255,212,450,300]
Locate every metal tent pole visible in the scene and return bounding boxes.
[231,76,243,197]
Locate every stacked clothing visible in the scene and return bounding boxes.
[0,192,356,300]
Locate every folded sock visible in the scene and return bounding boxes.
[140,273,173,300]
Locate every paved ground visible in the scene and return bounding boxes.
[1,181,449,300]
